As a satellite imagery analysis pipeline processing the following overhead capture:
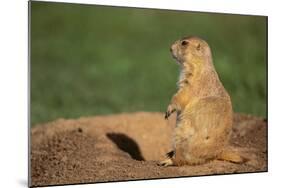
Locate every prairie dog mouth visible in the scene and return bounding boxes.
[170,51,181,65]
[170,48,177,59]
[171,52,177,60]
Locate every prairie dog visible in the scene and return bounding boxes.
[160,36,245,166]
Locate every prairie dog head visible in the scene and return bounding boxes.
[170,36,213,68]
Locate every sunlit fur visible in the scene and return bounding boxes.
[160,36,245,166]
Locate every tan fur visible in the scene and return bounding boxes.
[161,36,245,166]
[217,147,247,163]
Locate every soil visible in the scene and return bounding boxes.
[31,112,267,187]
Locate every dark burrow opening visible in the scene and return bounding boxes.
[106,133,145,161]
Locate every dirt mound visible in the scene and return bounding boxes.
[31,112,267,187]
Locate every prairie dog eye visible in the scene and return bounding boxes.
[181,40,188,46]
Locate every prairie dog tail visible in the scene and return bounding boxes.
[217,148,247,163]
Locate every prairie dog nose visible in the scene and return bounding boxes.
[170,43,177,52]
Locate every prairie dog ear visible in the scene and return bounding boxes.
[196,43,201,51]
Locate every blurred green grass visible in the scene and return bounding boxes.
[31,2,267,126]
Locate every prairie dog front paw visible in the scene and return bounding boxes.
[165,104,177,119]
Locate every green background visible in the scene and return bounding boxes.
[31,2,267,126]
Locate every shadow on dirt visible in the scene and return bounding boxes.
[106,133,145,161]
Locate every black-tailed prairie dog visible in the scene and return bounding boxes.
[160,36,246,166]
